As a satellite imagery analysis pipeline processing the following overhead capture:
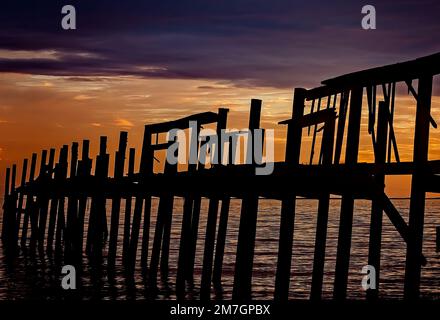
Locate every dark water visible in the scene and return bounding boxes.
[1,198,440,300]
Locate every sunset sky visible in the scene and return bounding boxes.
[0,0,439,197]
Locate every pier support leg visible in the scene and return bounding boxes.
[334,86,363,300]
[108,132,128,270]
[367,101,388,300]
[122,196,133,263]
[128,196,144,270]
[274,197,296,300]
[1,167,11,242]
[159,194,175,280]
[274,88,306,300]
[232,194,259,301]
[148,196,165,287]
[21,153,37,247]
[15,159,28,243]
[176,193,194,299]
[75,140,91,260]
[200,196,220,300]
[55,197,66,253]
[404,75,433,300]
[311,110,336,300]
[233,99,262,301]
[186,195,202,282]
[212,197,230,290]
[141,195,152,272]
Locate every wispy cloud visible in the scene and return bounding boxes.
[0,1,437,89]
[114,118,134,128]
[74,94,95,101]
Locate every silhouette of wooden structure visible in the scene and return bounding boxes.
[2,53,440,300]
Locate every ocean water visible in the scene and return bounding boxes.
[1,198,440,300]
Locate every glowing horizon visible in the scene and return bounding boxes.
[0,70,439,197]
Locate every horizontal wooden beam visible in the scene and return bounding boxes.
[306,86,340,101]
[145,111,223,133]
[321,53,440,89]
[279,108,337,127]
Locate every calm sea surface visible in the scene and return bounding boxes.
[1,198,440,300]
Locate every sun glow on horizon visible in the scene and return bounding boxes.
[0,73,439,197]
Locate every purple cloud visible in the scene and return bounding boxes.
[0,0,439,88]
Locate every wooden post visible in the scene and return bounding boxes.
[334,91,349,164]
[212,197,231,290]
[149,161,176,281]
[176,190,195,299]
[70,142,79,178]
[11,164,16,193]
[122,199,133,263]
[15,158,28,241]
[149,150,177,285]
[212,132,236,292]
[108,131,128,269]
[64,142,79,260]
[136,132,153,276]
[140,191,152,274]
[334,86,363,300]
[159,187,175,280]
[366,101,388,300]
[184,129,203,284]
[436,226,440,252]
[55,145,69,253]
[199,108,228,300]
[404,75,433,299]
[2,165,17,248]
[97,137,109,255]
[233,99,262,301]
[160,127,192,280]
[10,164,17,244]
[200,195,220,300]
[47,147,65,251]
[148,194,166,287]
[76,140,91,258]
[128,147,135,178]
[186,193,202,282]
[311,110,336,300]
[123,148,136,264]
[4,167,11,197]
[30,150,47,249]
[274,88,306,300]
[100,139,110,241]
[39,148,55,248]
[86,137,109,259]
[309,98,322,164]
[126,193,144,271]
[21,152,37,247]
[1,167,11,241]
[176,124,200,298]
[129,126,153,271]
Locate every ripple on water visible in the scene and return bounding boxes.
[1,198,440,300]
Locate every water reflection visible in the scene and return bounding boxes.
[1,199,440,300]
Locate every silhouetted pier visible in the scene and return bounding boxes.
[2,53,440,300]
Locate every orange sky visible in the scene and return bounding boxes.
[0,72,439,198]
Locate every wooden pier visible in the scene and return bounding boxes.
[1,53,440,300]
